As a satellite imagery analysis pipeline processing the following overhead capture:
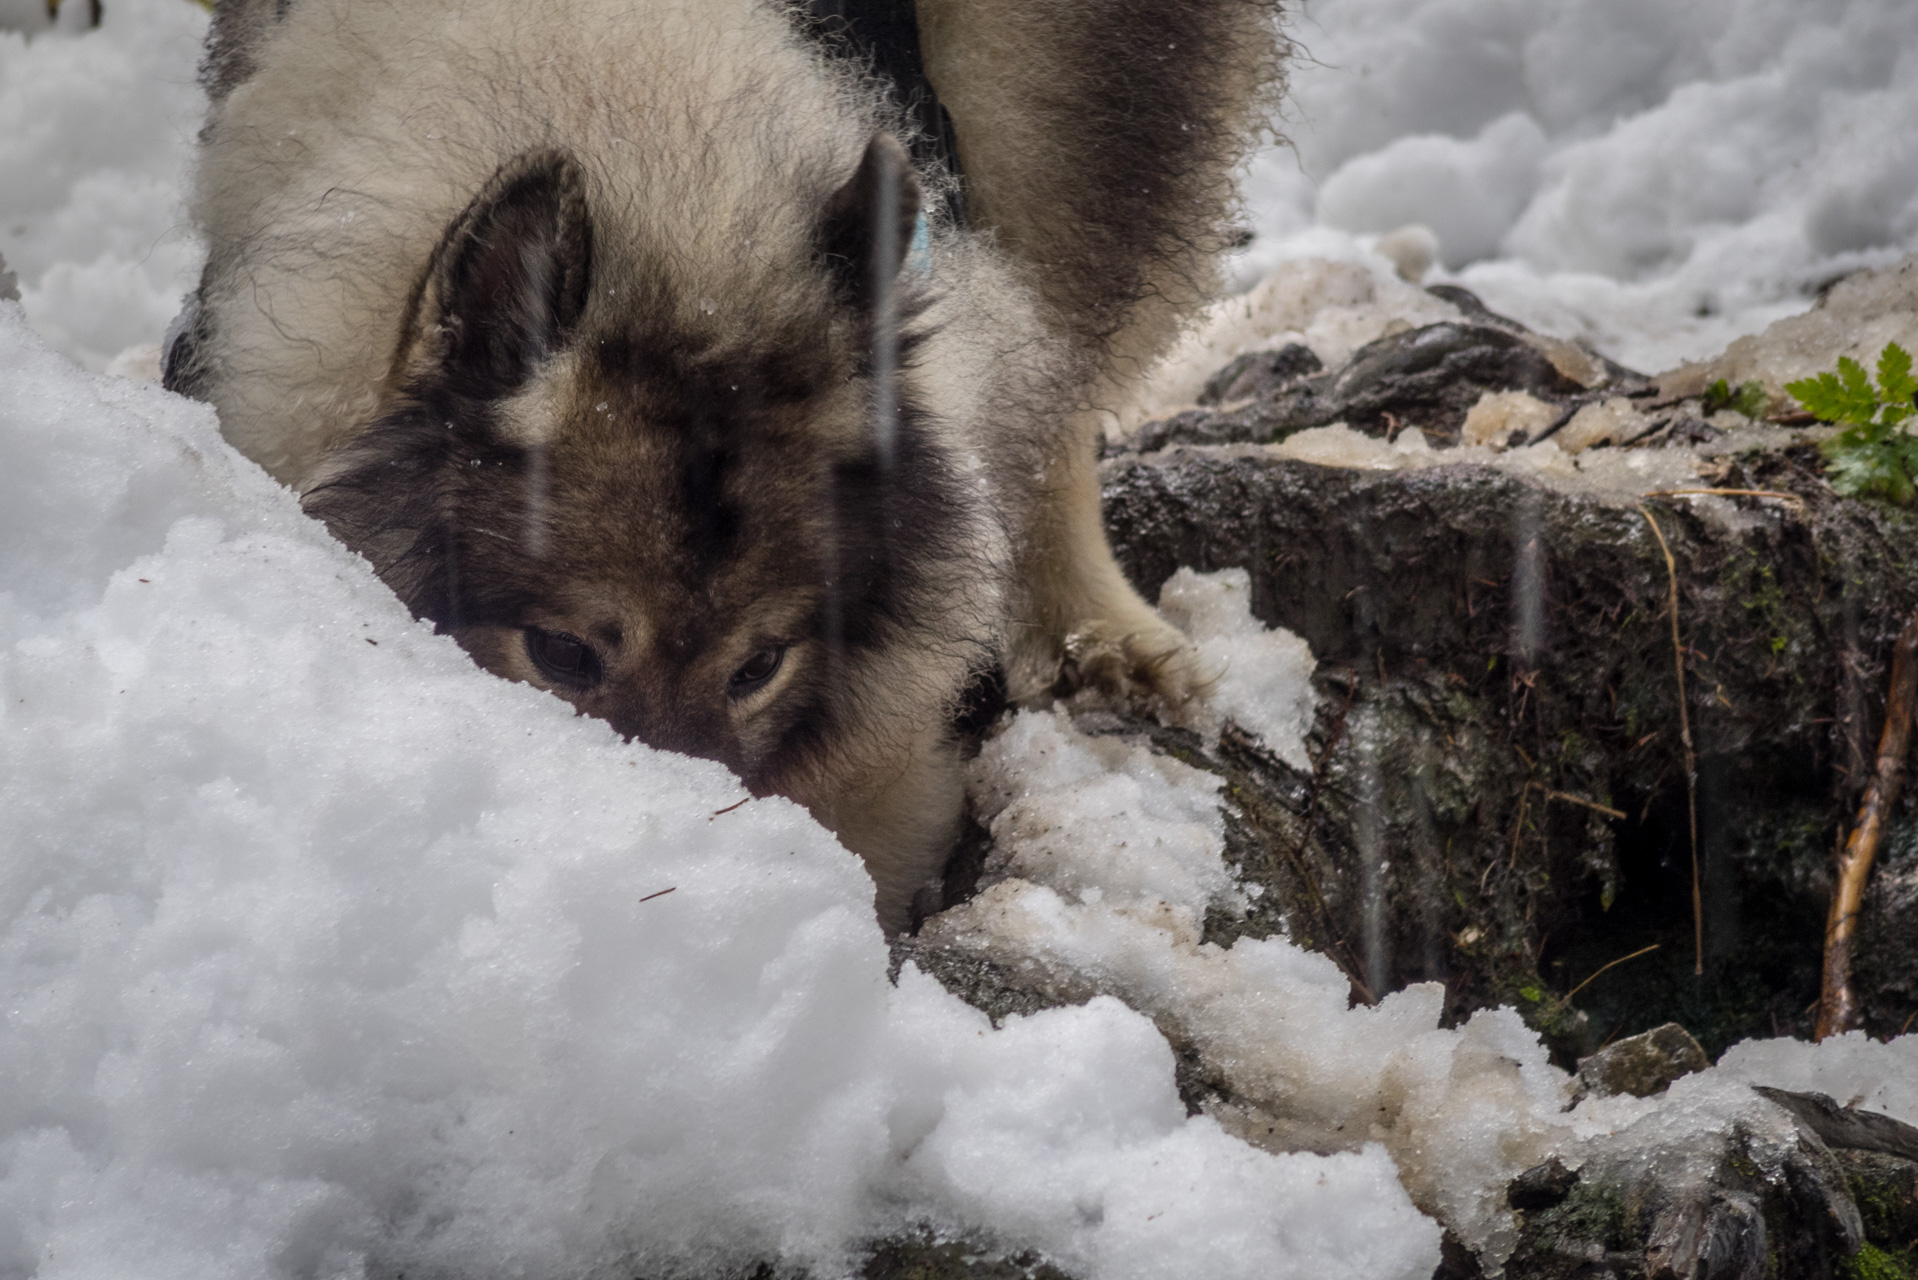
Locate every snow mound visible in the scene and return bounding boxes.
[941,695,1918,1271]
[1244,0,1918,372]
[0,298,1444,1279]
[0,0,206,370]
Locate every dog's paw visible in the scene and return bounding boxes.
[1054,618,1216,712]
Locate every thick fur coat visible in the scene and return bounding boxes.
[170,0,1284,929]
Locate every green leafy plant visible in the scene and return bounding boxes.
[1702,377,1768,419]
[1787,342,1918,504]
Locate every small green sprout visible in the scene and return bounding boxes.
[1702,378,1768,419]
[1786,342,1918,504]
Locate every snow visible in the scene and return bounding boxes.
[937,700,1918,1270]
[1156,568,1317,768]
[1244,0,1918,373]
[0,300,1443,1278]
[4,4,1917,1279]
[0,0,205,371]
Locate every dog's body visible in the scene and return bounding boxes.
[170,0,1282,929]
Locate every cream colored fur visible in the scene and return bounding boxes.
[185,0,1282,929]
[918,0,1282,703]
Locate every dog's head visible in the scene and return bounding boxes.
[304,141,985,793]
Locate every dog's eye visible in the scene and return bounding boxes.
[525,627,603,689]
[729,646,785,695]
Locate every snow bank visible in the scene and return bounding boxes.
[0,296,1445,1278]
[1245,0,1918,372]
[941,693,1918,1271]
[0,0,206,371]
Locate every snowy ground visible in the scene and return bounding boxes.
[1239,0,1918,373]
[4,3,1918,1279]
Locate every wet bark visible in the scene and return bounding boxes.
[1093,441,1918,1054]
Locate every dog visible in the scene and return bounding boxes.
[166,0,1284,930]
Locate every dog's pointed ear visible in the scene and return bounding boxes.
[817,133,920,309]
[397,150,594,396]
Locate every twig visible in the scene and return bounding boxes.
[1638,505,1703,976]
[1643,488,1802,505]
[1816,610,1918,1040]
[1560,943,1662,1006]
[711,797,749,817]
[639,886,677,903]
[1538,786,1627,821]
[1508,784,1531,870]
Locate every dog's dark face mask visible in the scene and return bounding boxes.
[302,139,969,793]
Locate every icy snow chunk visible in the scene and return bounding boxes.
[1462,390,1558,448]
[970,710,1236,914]
[1716,1031,1918,1125]
[922,881,1568,1266]
[1254,417,1710,510]
[889,974,1442,1280]
[1269,422,1440,472]
[1156,567,1317,768]
[1375,224,1439,284]
[1556,396,1648,454]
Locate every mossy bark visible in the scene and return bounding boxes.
[1094,442,1918,1054]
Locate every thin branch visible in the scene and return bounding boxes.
[1816,610,1918,1040]
[1642,488,1800,503]
[1638,505,1703,975]
[1560,943,1662,1006]
[1539,787,1627,820]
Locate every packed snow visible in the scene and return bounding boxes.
[0,0,203,371]
[4,3,1918,1279]
[0,300,1444,1279]
[1241,0,1918,374]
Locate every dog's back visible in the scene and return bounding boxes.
[183,0,905,483]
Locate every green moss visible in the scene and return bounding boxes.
[1841,1243,1917,1280]
[1517,1182,1631,1259]
[1736,556,1795,658]
[862,1236,1073,1280]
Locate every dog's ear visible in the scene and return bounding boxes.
[396,149,594,396]
[817,132,920,310]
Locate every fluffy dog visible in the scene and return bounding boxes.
[167,0,1283,929]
